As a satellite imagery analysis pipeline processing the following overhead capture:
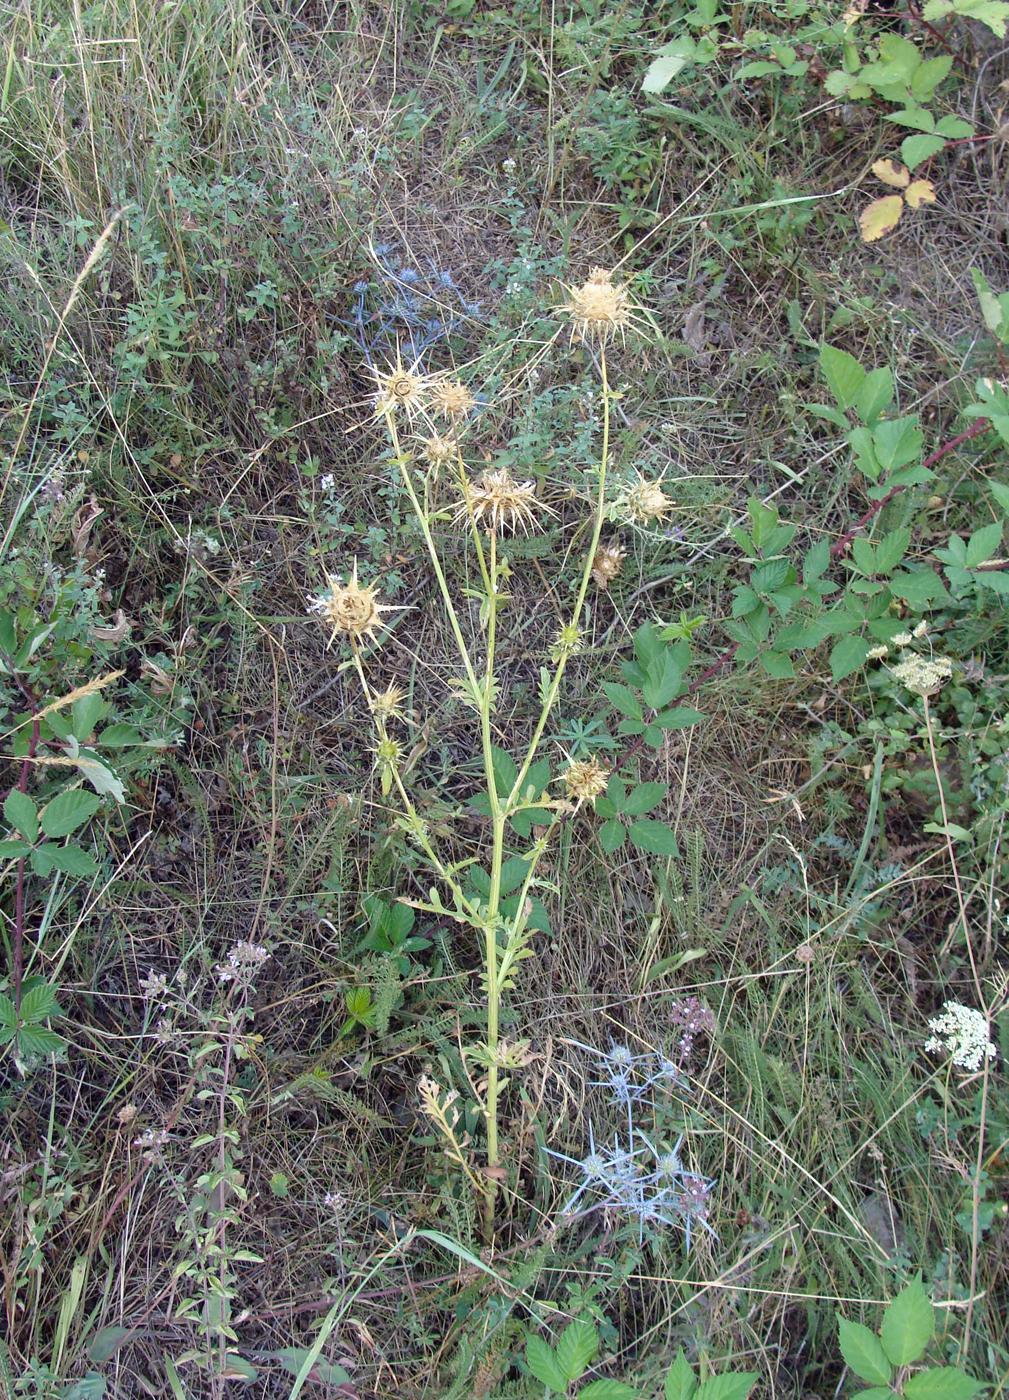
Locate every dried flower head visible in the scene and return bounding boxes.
[371,354,430,419]
[624,473,673,524]
[371,684,408,723]
[592,540,626,589]
[561,756,609,804]
[308,560,398,648]
[560,267,640,347]
[430,378,476,421]
[924,1001,997,1073]
[890,652,953,696]
[458,468,552,534]
[419,434,456,469]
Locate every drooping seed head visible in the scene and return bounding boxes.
[591,540,626,589]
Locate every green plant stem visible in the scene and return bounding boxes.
[507,346,612,809]
[481,527,504,1237]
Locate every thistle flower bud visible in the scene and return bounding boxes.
[430,378,476,421]
[371,355,430,419]
[371,684,408,723]
[624,474,673,524]
[561,756,609,804]
[560,267,642,347]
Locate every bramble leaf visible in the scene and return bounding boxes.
[859,196,904,243]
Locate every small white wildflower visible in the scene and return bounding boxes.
[913,620,929,638]
[891,652,953,696]
[502,157,517,174]
[866,644,890,661]
[320,473,336,492]
[140,969,168,1001]
[216,940,271,984]
[891,631,913,646]
[924,1001,998,1073]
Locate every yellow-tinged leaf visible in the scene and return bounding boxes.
[859,195,905,242]
[872,158,910,189]
[905,179,936,209]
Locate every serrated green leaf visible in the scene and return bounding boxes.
[964,521,1002,567]
[693,1375,759,1400]
[274,1349,351,1385]
[556,1320,599,1382]
[526,1334,569,1391]
[854,367,894,423]
[623,782,667,817]
[654,705,704,730]
[599,820,626,854]
[830,634,871,681]
[665,1350,698,1400]
[603,682,643,721]
[45,844,99,877]
[903,1366,985,1398]
[19,983,61,1023]
[820,344,865,410]
[4,790,38,842]
[880,1278,934,1366]
[0,838,34,859]
[901,132,946,169]
[629,820,679,857]
[40,789,101,839]
[580,1381,641,1399]
[0,993,17,1029]
[838,1320,893,1385]
[60,1375,106,1400]
[98,723,144,747]
[18,1024,64,1055]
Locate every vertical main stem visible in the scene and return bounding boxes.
[482,528,504,1238]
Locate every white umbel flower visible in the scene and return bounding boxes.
[924,1001,998,1073]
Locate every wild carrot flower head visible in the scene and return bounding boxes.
[430,377,476,421]
[561,756,609,804]
[560,267,639,347]
[458,468,551,535]
[308,560,397,648]
[371,354,430,419]
[924,1001,997,1072]
[890,652,953,696]
[592,540,626,589]
[624,473,673,524]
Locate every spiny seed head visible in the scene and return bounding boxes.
[371,684,408,722]
[373,734,402,767]
[430,378,476,420]
[420,433,457,469]
[592,540,626,589]
[560,267,638,347]
[458,468,551,535]
[371,355,430,419]
[308,560,396,648]
[549,623,583,663]
[625,474,673,524]
[561,756,609,804]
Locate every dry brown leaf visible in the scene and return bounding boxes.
[905,179,937,208]
[859,195,905,242]
[871,158,910,189]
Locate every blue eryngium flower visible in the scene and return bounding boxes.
[546,1041,716,1250]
